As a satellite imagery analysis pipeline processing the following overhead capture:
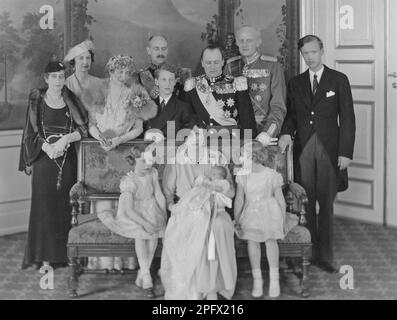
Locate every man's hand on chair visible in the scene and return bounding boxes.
[278,134,292,154]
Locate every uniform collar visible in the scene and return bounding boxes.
[205,73,224,85]
[244,51,260,66]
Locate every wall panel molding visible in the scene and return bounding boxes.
[335,0,374,48]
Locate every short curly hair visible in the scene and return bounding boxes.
[125,144,147,167]
[154,63,177,79]
[106,55,136,75]
[243,140,269,165]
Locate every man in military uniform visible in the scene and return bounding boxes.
[224,25,286,146]
[139,35,188,100]
[182,45,257,138]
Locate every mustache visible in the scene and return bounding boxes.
[156,55,165,58]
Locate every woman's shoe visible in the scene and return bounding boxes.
[251,278,263,298]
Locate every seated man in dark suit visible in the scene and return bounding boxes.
[144,63,194,139]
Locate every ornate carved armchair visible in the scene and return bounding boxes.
[67,138,311,298]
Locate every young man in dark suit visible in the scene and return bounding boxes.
[144,63,194,139]
[279,35,356,273]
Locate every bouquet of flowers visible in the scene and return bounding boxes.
[127,84,157,121]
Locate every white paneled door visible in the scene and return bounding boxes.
[303,0,386,224]
[386,0,397,227]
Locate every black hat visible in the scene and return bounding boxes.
[44,61,66,73]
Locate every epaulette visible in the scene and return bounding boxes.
[196,74,206,81]
[260,55,277,62]
[226,55,242,65]
[224,74,234,82]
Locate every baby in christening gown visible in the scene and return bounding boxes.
[172,166,231,217]
[161,166,232,300]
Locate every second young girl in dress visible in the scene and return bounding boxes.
[98,145,166,298]
[234,140,286,298]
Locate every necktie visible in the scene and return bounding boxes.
[313,74,319,94]
[160,99,166,111]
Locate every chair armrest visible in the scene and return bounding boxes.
[285,182,309,226]
[69,181,87,227]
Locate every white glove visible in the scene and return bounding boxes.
[256,132,278,146]
[184,78,196,92]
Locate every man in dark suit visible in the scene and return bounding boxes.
[181,45,257,139]
[144,63,194,139]
[279,35,356,273]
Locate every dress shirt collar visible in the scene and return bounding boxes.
[159,94,172,106]
[309,65,325,84]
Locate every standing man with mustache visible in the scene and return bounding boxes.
[224,26,286,147]
[139,35,187,100]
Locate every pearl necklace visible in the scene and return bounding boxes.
[45,90,65,109]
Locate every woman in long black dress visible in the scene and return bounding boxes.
[19,61,88,269]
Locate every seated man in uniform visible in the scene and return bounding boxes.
[144,63,194,139]
[224,25,287,146]
[182,45,257,139]
[138,35,189,100]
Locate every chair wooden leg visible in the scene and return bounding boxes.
[301,252,311,298]
[68,256,80,298]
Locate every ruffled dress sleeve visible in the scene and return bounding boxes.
[119,174,137,194]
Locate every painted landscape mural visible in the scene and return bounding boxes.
[0,0,287,130]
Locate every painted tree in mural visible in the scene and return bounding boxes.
[276,4,288,71]
[71,0,97,45]
[0,11,24,109]
[201,0,242,46]
[21,13,63,77]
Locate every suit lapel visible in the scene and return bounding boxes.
[297,70,312,110]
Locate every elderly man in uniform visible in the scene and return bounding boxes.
[182,45,257,138]
[224,25,286,146]
[139,35,188,100]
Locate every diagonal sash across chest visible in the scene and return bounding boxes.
[195,78,237,126]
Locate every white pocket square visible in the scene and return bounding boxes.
[326,90,335,98]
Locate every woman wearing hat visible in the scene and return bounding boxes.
[19,61,89,269]
[64,40,106,114]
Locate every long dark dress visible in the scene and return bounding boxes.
[19,87,88,269]
[22,103,76,268]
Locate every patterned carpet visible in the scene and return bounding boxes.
[0,217,397,300]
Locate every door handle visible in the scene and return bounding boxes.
[388,72,397,78]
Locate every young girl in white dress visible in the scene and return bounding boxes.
[234,140,286,298]
[98,145,166,298]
